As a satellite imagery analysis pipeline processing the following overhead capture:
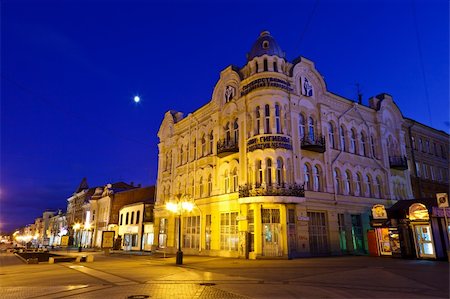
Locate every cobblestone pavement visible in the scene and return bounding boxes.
[1,252,448,299]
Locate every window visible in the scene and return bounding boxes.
[299,114,305,139]
[158,218,167,248]
[232,168,238,192]
[207,175,212,196]
[257,160,263,186]
[415,162,421,177]
[220,212,238,251]
[361,132,367,156]
[263,58,268,71]
[126,212,129,225]
[233,119,239,144]
[418,138,423,152]
[441,145,447,159]
[256,106,261,134]
[344,170,352,195]
[340,126,346,151]
[334,168,342,194]
[192,138,197,160]
[266,158,273,186]
[355,173,363,196]
[199,176,204,197]
[205,214,212,250]
[120,213,123,225]
[350,129,356,154]
[273,61,278,72]
[425,140,430,153]
[313,165,321,191]
[275,104,281,133]
[411,136,416,149]
[131,212,134,224]
[201,135,206,157]
[366,175,373,197]
[224,170,230,193]
[376,177,383,198]
[371,136,376,158]
[209,131,214,154]
[433,142,437,156]
[136,210,140,224]
[328,122,335,149]
[304,164,312,190]
[248,210,255,252]
[276,158,283,186]
[255,61,258,73]
[183,215,200,249]
[265,104,271,134]
[308,117,315,141]
[180,145,184,165]
[225,122,231,144]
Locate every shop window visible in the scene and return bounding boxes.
[220,212,238,251]
[183,215,200,249]
[205,215,212,250]
[248,210,254,252]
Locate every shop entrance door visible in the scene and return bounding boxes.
[413,225,435,258]
[262,209,282,257]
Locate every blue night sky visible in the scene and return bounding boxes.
[1,0,448,232]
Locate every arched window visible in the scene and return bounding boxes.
[340,126,346,151]
[266,159,273,186]
[207,174,212,196]
[131,211,134,224]
[180,145,184,165]
[233,119,239,144]
[256,160,263,186]
[224,170,230,193]
[225,122,231,144]
[209,131,214,154]
[376,176,383,198]
[199,176,204,197]
[304,164,312,190]
[273,61,278,72]
[299,114,305,139]
[256,106,261,135]
[192,138,197,160]
[350,129,356,154]
[265,105,271,134]
[308,117,315,141]
[263,58,268,71]
[275,104,281,133]
[328,122,335,149]
[276,158,283,186]
[361,132,367,156]
[136,210,140,224]
[126,212,129,225]
[201,135,206,157]
[355,172,363,196]
[344,170,352,195]
[366,175,373,197]
[371,136,376,158]
[313,165,321,191]
[334,168,342,194]
[232,168,238,192]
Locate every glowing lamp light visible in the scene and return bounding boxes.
[134,95,140,103]
[181,202,193,212]
[73,223,81,231]
[166,202,178,213]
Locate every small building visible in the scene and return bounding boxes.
[118,202,155,251]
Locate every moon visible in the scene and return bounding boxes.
[134,95,140,103]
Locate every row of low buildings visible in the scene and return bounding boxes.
[14,180,155,252]
[152,31,449,260]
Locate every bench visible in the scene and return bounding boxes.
[75,255,94,263]
[48,256,77,264]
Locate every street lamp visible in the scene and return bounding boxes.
[165,195,193,265]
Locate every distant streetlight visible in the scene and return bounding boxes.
[134,95,140,103]
[165,194,193,265]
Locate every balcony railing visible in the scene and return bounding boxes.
[217,139,239,157]
[301,135,326,153]
[389,156,408,170]
[239,183,305,198]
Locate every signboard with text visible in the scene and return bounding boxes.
[60,235,69,247]
[101,231,115,249]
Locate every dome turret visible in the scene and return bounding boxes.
[247,31,285,61]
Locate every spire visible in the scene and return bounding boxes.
[74,177,89,193]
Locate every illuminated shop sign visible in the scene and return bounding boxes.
[241,77,293,96]
[372,204,387,220]
[247,135,292,152]
[408,203,429,221]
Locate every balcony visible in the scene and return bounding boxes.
[301,135,326,153]
[239,183,305,198]
[217,139,239,157]
[389,156,408,170]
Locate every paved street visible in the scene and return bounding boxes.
[0,251,448,299]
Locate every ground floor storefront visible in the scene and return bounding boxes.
[153,194,380,259]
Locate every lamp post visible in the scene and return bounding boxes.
[166,195,193,265]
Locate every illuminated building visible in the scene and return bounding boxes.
[154,31,438,258]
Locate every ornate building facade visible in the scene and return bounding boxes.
[154,31,420,259]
